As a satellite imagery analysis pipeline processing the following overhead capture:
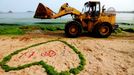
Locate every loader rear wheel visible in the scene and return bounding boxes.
[65,21,82,38]
[93,22,112,38]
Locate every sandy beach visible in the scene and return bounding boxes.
[0,31,134,75]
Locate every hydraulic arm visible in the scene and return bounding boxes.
[34,3,81,19]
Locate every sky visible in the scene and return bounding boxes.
[0,0,134,12]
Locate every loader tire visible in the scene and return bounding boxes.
[93,22,112,38]
[65,21,82,38]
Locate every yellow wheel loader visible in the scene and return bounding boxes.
[34,1,118,38]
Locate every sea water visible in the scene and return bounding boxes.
[0,12,72,25]
[116,13,134,24]
[0,12,134,24]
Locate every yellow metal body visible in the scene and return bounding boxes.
[82,13,116,32]
[52,3,81,18]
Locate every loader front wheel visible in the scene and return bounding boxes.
[65,21,82,38]
[93,22,112,38]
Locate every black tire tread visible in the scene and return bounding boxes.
[93,22,112,38]
[65,21,82,38]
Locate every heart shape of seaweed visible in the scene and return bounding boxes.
[0,40,86,75]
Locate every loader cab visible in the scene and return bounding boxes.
[84,1,100,17]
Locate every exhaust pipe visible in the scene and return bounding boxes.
[34,3,54,19]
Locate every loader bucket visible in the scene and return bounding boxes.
[34,3,54,19]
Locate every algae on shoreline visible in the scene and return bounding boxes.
[0,22,134,35]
